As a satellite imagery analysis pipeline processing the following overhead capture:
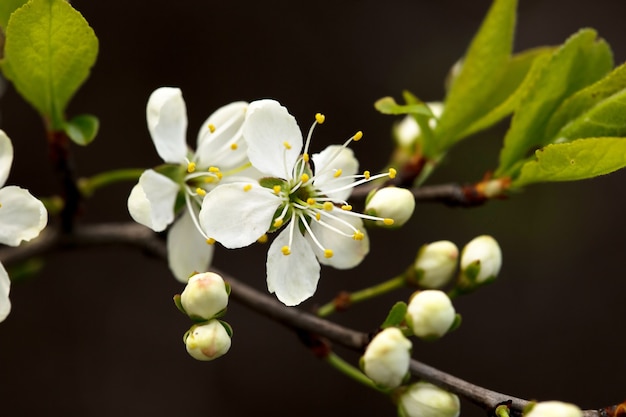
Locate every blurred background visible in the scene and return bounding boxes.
[1,0,625,416]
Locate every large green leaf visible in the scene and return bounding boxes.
[545,62,626,140]
[0,0,27,31]
[514,137,626,186]
[434,0,517,151]
[496,29,613,178]
[0,0,98,129]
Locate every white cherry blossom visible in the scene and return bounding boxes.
[0,130,48,322]
[200,99,397,305]
[127,87,256,282]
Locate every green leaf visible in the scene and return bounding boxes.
[514,137,626,187]
[0,0,98,129]
[0,0,27,31]
[435,0,517,150]
[545,62,626,140]
[374,96,433,117]
[380,301,407,329]
[459,47,554,138]
[64,114,99,146]
[496,29,613,178]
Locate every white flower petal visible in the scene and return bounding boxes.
[0,186,47,247]
[0,130,14,188]
[308,210,369,269]
[267,228,320,306]
[243,99,302,178]
[167,210,214,283]
[312,145,358,201]
[127,170,179,232]
[195,101,249,170]
[0,262,10,322]
[199,182,280,248]
[146,87,188,164]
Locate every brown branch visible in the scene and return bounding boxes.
[0,223,609,416]
[351,182,489,207]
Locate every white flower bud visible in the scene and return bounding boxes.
[180,272,229,320]
[459,235,502,290]
[406,290,455,340]
[365,187,415,227]
[398,381,460,417]
[524,401,583,417]
[394,102,444,148]
[414,241,459,289]
[362,327,412,389]
[184,320,232,361]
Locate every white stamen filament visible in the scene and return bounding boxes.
[306,211,354,238]
[183,191,210,240]
[298,213,328,254]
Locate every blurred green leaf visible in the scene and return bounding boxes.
[545,62,626,140]
[435,0,517,150]
[374,96,433,117]
[0,0,27,31]
[514,138,626,186]
[64,114,99,146]
[0,0,98,129]
[380,301,407,329]
[496,29,613,178]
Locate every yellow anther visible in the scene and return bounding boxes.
[273,185,282,194]
[383,218,395,226]
[315,113,326,124]
[388,168,397,179]
[216,172,223,179]
[257,234,268,244]
[341,205,352,211]
[353,231,365,241]
[273,218,284,228]
[187,162,196,173]
[283,141,292,150]
[363,170,371,180]
[315,212,321,221]
[206,238,216,245]
[281,246,291,256]
[195,187,207,196]
[306,198,316,205]
[324,249,334,258]
[208,166,220,173]
[230,143,238,150]
[243,184,253,192]
[353,131,363,141]
[208,124,216,133]
[204,177,215,184]
[333,169,342,178]
[300,173,310,183]
[323,202,334,211]
[303,153,309,162]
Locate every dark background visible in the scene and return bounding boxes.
[1,1,625,416]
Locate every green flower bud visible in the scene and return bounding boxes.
[398,381,460,417]
[405,290,455,340]
[184,320,232,361]
[180,272,229,320]
[362,327,412,389]
[458,235,502,291]
[414,241,458,289]
[524,401,583,417]
[365,186,415,227]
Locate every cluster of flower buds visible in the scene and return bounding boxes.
[174,272,233,361]
[412,235,502,293]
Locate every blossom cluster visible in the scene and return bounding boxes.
[129,88,407,306]
[0,130,48,322]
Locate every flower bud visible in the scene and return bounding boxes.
[180,272,229,320]
[394,102,444,148]
[398,381,460,417]
[361,327,412,389]
[414,241,458,289]
[184,320,232,361]
[365,187,415,227]
[405,290,456,340]
[458,235,502,291]
[524,401,583,417]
